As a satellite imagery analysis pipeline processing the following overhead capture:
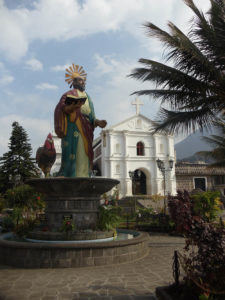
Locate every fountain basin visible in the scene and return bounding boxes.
[26,177,120,231]
[26,229,115,241]
[0,230,150,268]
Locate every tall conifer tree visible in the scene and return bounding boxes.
[0,122,39,192]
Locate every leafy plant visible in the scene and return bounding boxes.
[14,217,36,237]
[97,205,121,231]
[168,191,225,295]
[136,207,154,219]
[199,292,216,300]
[1,186,45,236]
[103,185,120,206]
[11,207,24,226]
[4,184,45,211]
[60,218,75,233]
[191,191,222,222]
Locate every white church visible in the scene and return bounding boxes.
[52,98,176,198]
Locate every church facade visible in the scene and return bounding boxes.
[93,110,176,198]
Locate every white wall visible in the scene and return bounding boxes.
[97,117,176,198]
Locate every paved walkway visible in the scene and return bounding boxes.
[0,234,185,300]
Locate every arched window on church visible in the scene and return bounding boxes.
[137,141,144,156]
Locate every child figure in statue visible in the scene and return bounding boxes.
[54,64,107,177]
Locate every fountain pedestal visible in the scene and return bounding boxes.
[26,177,119,240]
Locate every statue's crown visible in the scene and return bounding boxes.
[65,64,87,85]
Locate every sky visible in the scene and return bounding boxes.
[0,0,211,157]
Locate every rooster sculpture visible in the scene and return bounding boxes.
[36,133,56,177]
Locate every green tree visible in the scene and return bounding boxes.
[197,117,225,167]
[0,121,39,192]
[129,0,225,134]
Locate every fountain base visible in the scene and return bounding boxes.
[0,230,150,268]
[0,178,150,268]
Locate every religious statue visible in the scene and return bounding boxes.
[54,64,107,177]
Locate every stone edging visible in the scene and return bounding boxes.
[0,230,149,268]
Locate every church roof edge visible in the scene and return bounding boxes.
[107,113,153,130]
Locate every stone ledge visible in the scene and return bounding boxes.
[27,230,114,241]
[0,230,150,268]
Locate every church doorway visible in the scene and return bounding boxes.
[132,169,146,195]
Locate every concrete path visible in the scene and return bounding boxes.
[0,234,185,300]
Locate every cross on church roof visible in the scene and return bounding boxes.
[132,97,143,115]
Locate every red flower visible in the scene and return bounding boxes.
[37,196,41,201]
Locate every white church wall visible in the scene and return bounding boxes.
[98,115,176,196]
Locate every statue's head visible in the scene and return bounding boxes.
[72,77,85,91]
[65,64,87,90]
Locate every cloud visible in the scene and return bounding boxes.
[35,83,58,90]
[0,114,53,156]
[0,0,211,61]
[0,61,14,85]
[0,75,14,85]
[92,54,159,130]
[25,58,43,71]
[94,54,118,74]
[51,64,70,72]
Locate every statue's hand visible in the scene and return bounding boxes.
[95,119,107,128]
[63,101,83,114]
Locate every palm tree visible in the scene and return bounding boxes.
[197,117,225,167]
[129,0,225,134]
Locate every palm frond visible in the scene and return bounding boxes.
[129,0,225,134]
[153,107,215,134]
[201,135,225,148]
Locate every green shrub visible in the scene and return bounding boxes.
[97,205,122,231]
[5,184,45,211]
[14,217,37,237]
[191,191,222,222]
[60,219,76,233]
[5,184,34,208]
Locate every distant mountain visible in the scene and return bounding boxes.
[177,153,213,163]
[175,129,216,160]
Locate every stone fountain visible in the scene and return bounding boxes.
[26,177,119,241]
[0,177,150,268]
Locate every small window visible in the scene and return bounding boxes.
[136,119,142,128]
[137,141,144,156]
[160,143,164,153]
[194,177,206,191]
[215,175,225,185]
[115,164,120,174]
[115,143,120,153]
